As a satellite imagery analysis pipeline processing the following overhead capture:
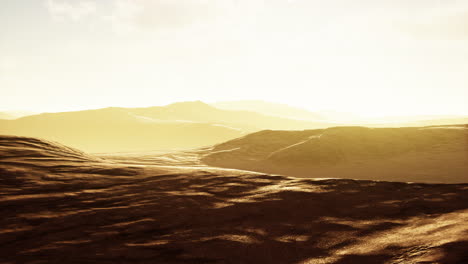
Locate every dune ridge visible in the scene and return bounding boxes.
[203,125,468,183]
[1,135,468,263]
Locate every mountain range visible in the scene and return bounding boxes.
[0,101,331,152]
[1,100,467,153]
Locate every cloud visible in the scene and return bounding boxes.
[0,56,20,75]
[400,8,468,40]
[45,0,97,21]
[106,0,218,32]
[105,0,278,33]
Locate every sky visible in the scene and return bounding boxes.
[1,0,468,117]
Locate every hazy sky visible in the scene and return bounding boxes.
[1,0,468,117]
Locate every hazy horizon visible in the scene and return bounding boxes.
[2,0,468,117]
[2,99,468,120]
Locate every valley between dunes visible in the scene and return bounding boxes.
[1,130,468,264]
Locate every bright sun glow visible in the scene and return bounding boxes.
[1,0,468,118]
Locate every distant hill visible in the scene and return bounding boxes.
[212,100,468,126]
[212,100,380,123]
[124,101,332,130]
[370,116,468,127]
[0,101,330,153]
[0,111,35,120]
[203,125,468,183]
[212,100,327,121]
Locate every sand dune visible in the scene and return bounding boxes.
[1,135,468,263]
[203,125,468,183]
[0,101,332,153]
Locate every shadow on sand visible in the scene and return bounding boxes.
[1,165,467,264]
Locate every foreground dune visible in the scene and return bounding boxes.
[1,135,468,263]
[203,125,468,183]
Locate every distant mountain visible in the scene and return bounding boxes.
[0,111,35,120]
[212,101,468,126]
[370,116,468,127]
[0,113,15,120]
[213,100,375,123]
[203,125,468,183]
[0,101,330,153]
[124,101,332,130]
[212,100,327,121]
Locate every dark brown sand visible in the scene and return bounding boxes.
[1,135,468,264]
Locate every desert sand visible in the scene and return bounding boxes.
[1,135,468,263]
[203,125,468,183]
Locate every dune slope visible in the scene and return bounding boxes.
[203,125,468,183]
[1,135,468,263]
